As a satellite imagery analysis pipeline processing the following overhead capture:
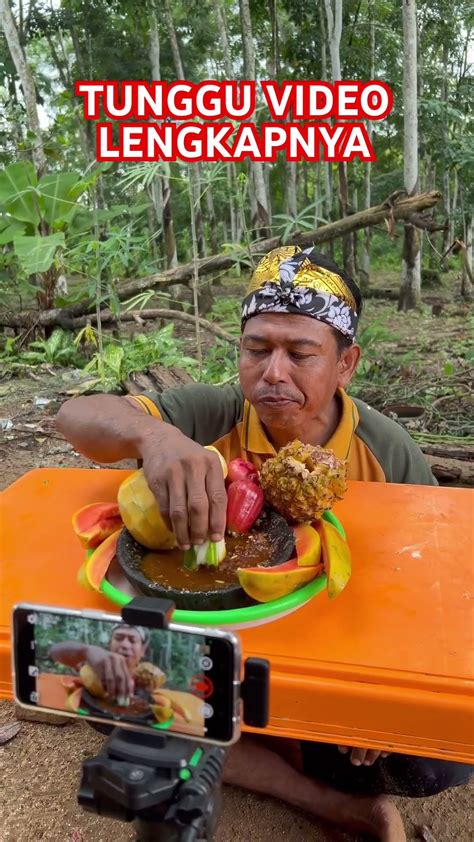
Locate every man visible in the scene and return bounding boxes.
[57,247,470,841]
[49,623,155,702]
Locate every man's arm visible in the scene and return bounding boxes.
[49,641,134,699]
[49,641,89,669]
[56,394,161,463]
[56,394,227,548]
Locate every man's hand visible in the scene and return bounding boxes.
[140,426,227,550]
[338,745,390,766]
[85,645,134,701]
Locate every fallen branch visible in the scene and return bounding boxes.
[73,308,239,344]
[0,190,442,330]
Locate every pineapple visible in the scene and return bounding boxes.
[134,661,167,692]
[260,441,347,522]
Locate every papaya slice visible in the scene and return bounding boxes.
[238,557,323,603]
[151,704,173,724]
[85,528,121,591]
[64,686,83,713]
[77,560,94,591]
[314,518,352,599]
[72,502,122,550]
[61,676,83,691]
[79,663,107,699]
[293,523,322,566]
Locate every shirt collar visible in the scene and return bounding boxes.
[241,387,359,460]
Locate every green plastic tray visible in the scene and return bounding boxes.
[95,511,345,627]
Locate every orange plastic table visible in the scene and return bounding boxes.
[1,468,473,762]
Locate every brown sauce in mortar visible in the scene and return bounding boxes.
[141,532,273,591]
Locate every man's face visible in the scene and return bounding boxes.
[109,627,145,665]
[239,313,359,433]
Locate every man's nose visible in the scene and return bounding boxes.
[262,350,290,384]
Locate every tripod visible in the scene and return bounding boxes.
[79,727,226,841]
[77,597,269,841]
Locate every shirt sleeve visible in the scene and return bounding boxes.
[125,383,244,446]
[387,431,439,486]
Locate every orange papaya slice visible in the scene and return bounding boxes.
[61,676,83,691]
[85,528,121,591]
[293,523,322,566]
[238,557,323,603]
[151,704,173,724]
[314,518,351,599]
[72,502,122,550]
[64,686,83,713]
[77,559,94,591]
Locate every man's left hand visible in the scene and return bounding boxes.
[338,746,390,766]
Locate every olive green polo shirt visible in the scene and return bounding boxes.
[127,385,436,486]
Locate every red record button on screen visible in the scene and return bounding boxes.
[190,674,214,698]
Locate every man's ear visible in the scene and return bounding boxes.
[337,343,361,389]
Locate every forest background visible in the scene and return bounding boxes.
[0,0,473,482]
[34,613,203,690]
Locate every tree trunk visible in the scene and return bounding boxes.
[163,0,205,258]
[240,0,271,239]
[215,0,243,243]
[285,159,298,227]
[319,2,333,234]
[267,0,279,78]
[361,0,375,291]
[461,215,473,300]
[399,0,421,311]
[149,3,177,268]
[449,167,459,247]
[0,0,46,176]
[324,0,355,276]
[204,168,219,255]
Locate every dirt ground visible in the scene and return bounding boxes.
[1,371,472,842]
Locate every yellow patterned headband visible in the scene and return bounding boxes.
[241,246,359,340]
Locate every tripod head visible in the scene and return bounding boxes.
[78,598,270,841]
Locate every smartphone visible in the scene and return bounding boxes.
[13,603,241,745]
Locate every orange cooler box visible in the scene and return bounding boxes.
[1,468,473,763]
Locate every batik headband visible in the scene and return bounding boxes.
[241,246,359,340]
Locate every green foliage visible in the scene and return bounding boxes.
[352,318,401,383]
[34,613,202,690]
[0,328,83,370]
[13,233,66,275]
[84,324,197,390]
[0,161,40,225]
[207,297,241,334]
[273,202,328,243]
[200,339,239,384]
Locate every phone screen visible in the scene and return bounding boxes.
[13,605,240,744]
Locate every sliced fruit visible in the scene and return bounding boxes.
[152,692,170,707]
[77,559,94,591]
[64,686,82,713]
[237,557,323,603]
[60,676,84,691]
[314,518,352,599]
[169,698,191,722]
[151,704,173,723]
[152,692,192,723]
[118,469,176,550]
[293,523,322,567]
[79,663,108,699]
[85,528,121,591]
[72,502,122,550]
